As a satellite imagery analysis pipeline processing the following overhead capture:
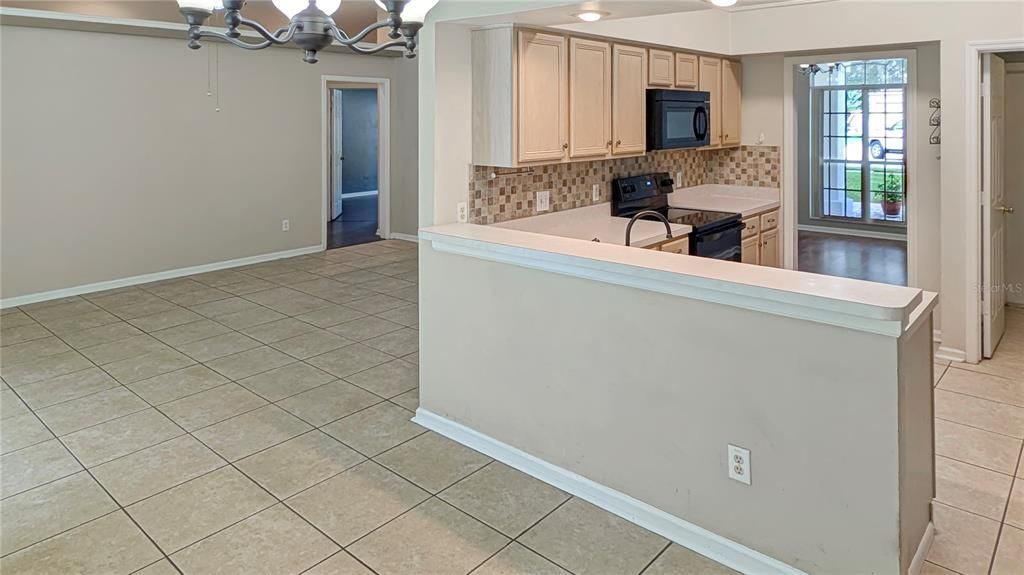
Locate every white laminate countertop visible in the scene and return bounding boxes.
[667,184,780,218]
[492,203,691,247]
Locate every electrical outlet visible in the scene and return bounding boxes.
[281,219,290,232]
[592,184,601,202]
[675,171,684,188]
[457,202,468,223]
[536,190,551,212]
[728,444,751,485]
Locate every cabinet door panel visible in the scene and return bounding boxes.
[741,236,760,265]
[648,49,674,87]
[760,228,780,268]
[675,53,698,88]
[699,56,722,147]
[612,44,647,155]
[722,59,742,147]
[517,31,568,163]
[569,38,612,159]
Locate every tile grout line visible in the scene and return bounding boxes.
[986,439,1024,574]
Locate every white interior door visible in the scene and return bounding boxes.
[983,54,1007,358]
[331,89,344,220]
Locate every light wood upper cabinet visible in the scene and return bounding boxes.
[699,56,722,147]
[722,59,742,147]
[517,31,568,164]
[648,49,674,87]
[612,44,647,156]
[569,38,612,159]
[675,53,698,89]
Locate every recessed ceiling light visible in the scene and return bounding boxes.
[710,0,738,7]
[574,10,608,22]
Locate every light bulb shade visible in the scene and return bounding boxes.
[178,0,223,11]
[273,0,342,19]
[710,0,737,6]
[374,0,438,23]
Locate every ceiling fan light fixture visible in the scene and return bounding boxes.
[710,0,738,7]
[272,0,341,19]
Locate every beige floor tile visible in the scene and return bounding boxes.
[240,317,318,344]
[0,413,54,454]
[213,306,289,330]
[272,329,353,360]
[176,332,262,362]
[62,409,184,468]
[344,359,418,399]
[150,319,232,347]
[129,308,204,333]
[205,346,295,380]
[374,304,418,327]
[312,283,378,305]
[934,456,1013,521]
[0,511,161,575]
[106,300,180,321]
[1,323,52,346]
[287,460,429,546]
[219,277,278,296]
[936,389,1024,438]
[1,336,71,367]
[992,523,1024,575]
[294,305,367,329]
[440,462,570,538]
[935,419,1022,475]
[332,269,386,285]
[921,562,960,575]
[939,367,1024,407]
[247,289,333,317]
[306,343,394,379]
[322,402,425,457]
[327,316,404,342]
[235,362,335,402]
[188,296,261,318]
[36,386,149,436]
[162,287,232,307]
[191,269,254,287]
[391,387,419,412]
[135,559,180,575]
[360,276,416,295]
[127,466,275,553]
[16,367,119,410]
[1,388,30,420]
[520,498,668,575]
[1004,481,1024,529]
[402,352,419,365]
[277,381,382,426]
[927,501,1000,575]
[92,435,226,505]
[39,309,122,336]
[363,328,418,358]
[642,544,737,574]
[236,430,364,498]
[265,270,326,286]
[1,350,93,388]
[346,294,409,315]
[390,286,418,303]
[376,431,491,493]
[303,551,375,575]
[104,348,196,384]
[348,498,508,575]
[79,334,169,365]
[1,439,82,499]
[171,504,338,575]
[0,471,117,555]
[961,340,1024,382]
[22,299,100,322]
[193,405,312,461]
[473,543,570,575]
[160,383,267,431]
[128,365,229,405]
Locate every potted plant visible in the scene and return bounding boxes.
[880,174,903,217]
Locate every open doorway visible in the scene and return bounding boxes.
[325,79,389,250]
[792,55,914,286]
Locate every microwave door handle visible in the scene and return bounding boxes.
[694,106,708,140]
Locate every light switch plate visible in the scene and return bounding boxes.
[592,184,601,202]
[536,191,551,212]
[728,444,751,485]
[675,171,684,188]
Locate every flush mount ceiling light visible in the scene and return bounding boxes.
[176,0,438,63]
[709,0,738,7]
[574,10,609,22]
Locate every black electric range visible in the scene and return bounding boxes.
[611,173,745,261]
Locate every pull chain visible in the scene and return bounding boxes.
[215,44,221,113]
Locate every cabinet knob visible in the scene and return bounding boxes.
[607,140,613,147]
[562,142,568,150]
[615,139,622,146]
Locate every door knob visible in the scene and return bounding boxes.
[998,206,1016,214]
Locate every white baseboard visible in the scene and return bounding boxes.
[935,346,967,363]
[907,521,934,575]
[389,232,420,243]
[0,244,324,309]
[413,408,807,575]
[798,224,908,242]
[933,329,942,344]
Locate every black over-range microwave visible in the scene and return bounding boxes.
[647,89,711,150]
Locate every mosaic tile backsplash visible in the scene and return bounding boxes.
[468,145,780,225]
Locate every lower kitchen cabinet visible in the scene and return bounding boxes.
[647,236,689,255]
[741,236,759,265]
[741,208,780,267]
[759,228,780,267]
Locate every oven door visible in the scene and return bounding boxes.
[651,100,709,149]
[691,222,744,261]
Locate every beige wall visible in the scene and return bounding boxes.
[419,241,934,574]
[1007,64,1024,306]
[1,24,418,300]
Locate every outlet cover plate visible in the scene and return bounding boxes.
[536,191,551,212]
[457,202,468,223]
[728,444,751,485]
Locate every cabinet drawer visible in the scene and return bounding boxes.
[760,210,779,231]
[659,236,689,255]
[741,217,759,239]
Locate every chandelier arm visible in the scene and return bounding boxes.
[195,29,274,50]
[236,17,298,45]
[329,20,392,47]
[344,39,409,55]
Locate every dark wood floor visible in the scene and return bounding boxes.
[327,194,380,250]
[798,230,907,286]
